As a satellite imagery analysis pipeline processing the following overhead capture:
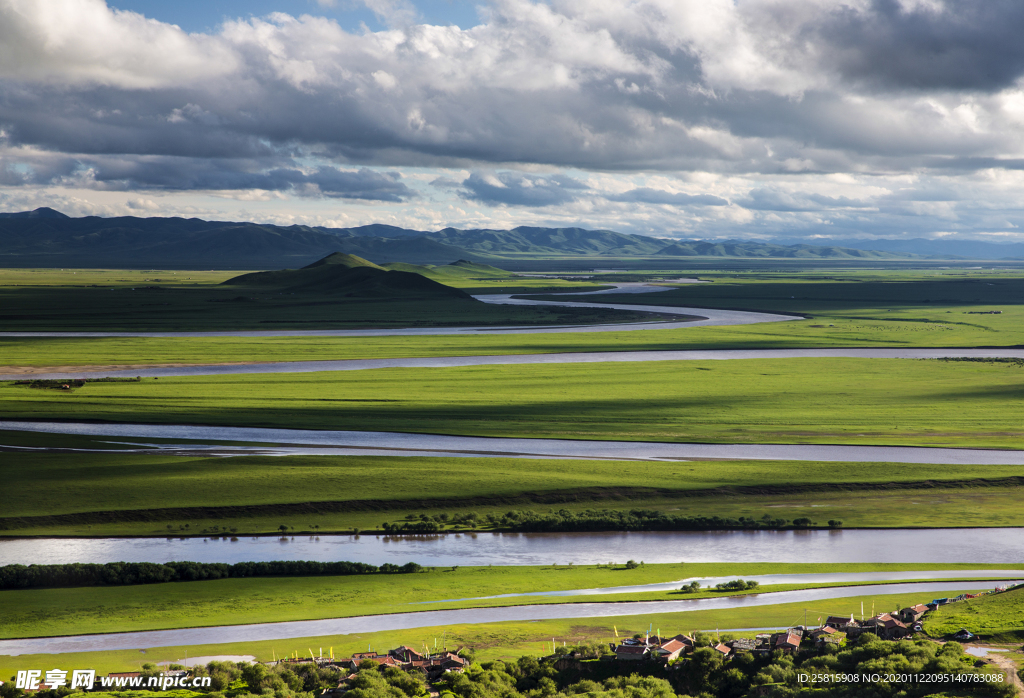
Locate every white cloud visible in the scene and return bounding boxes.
[3,0,1024,239]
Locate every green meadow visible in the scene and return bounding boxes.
[4,435,1024,534]
[4,357,1024,448]
[4,269,1024,370]
[0,268,639,332]
[2,564,1019,640]
[0,588,995,676]
[924,586,1024,641]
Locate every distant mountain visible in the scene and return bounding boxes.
[423,226,666,255]
[769,236,1024,260]
[224,253,471,299]
[0,210,974,269]
[656,240,908,259]
[0,207,69,219]
[0,214,479,268]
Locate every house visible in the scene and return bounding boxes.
[614,644,650,661]
[772,630,802,653]
[808,626,839,644]
[345,655,402,669]
[712,643,731,658]
[655,635,695,661]
[861,614,910,640]
[389,646,425,663]
[824,616,856,631]
[899,604,928,624]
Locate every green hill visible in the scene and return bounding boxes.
[224,253,471,299]
[301,252,384,270]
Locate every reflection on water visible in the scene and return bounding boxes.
[4,421,1024,464]
[3,529,1024,567]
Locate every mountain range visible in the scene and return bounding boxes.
[0,208,962,269]
[769,236,1024,260]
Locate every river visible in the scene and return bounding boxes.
[0,580,1013,656]
[3,529,1024,567]
[0,284,796,339]
[6,347,1024,380]
[3,420,1023,463]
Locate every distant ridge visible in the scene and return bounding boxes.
[770,236,1024,261]
[0,209,949,268]
[0,207,69,219]
[655,240,907,259]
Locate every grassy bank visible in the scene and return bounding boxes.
[2,563,1017,640]
[3,300,1023,370]
[4,357,1024,448]
[0,588,994,676]
[0,268,645,331]
[923,586,1024,641]
[6,438,1024,534]
[6,271,1024,372]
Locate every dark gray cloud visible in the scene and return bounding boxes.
[607,187,728,206]
[459,172,588,207]
[22,154,415,201]
[818,0,1024,91]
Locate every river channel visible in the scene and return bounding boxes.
[6,347,1024,380]
[3,529,1024,567]
[0,581,1013,656]
[4,420,1024,463]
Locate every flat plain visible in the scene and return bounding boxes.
[4,264,1024,673]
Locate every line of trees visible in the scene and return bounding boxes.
[379,510,849,534]
[0,560,423,590]
[485,509,794,532]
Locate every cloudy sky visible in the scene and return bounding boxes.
[2,0,1024,240]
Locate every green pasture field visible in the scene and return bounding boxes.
[4,269,1024,370]
[0,269,639,331]
[4,357,1024,448]
[5,438,1024,534]
[0,588,995,676]
[923,587,1024,641]
[2,564,1019,641]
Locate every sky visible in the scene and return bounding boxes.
[2,0,1024,240]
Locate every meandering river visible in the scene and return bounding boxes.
[3,420,1023,463]
[0,580,1013,656]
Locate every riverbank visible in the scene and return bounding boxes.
[2,563,1022,641]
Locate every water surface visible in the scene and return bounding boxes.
[3,529,1024,567]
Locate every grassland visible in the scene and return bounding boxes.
[0,588,996,676]
[6,270,1024,371]
[6,433,1024,534]
[923,587,1024,641]
[0,268,639,331]
[2,564,1019,641]
[4,357,1024,448]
